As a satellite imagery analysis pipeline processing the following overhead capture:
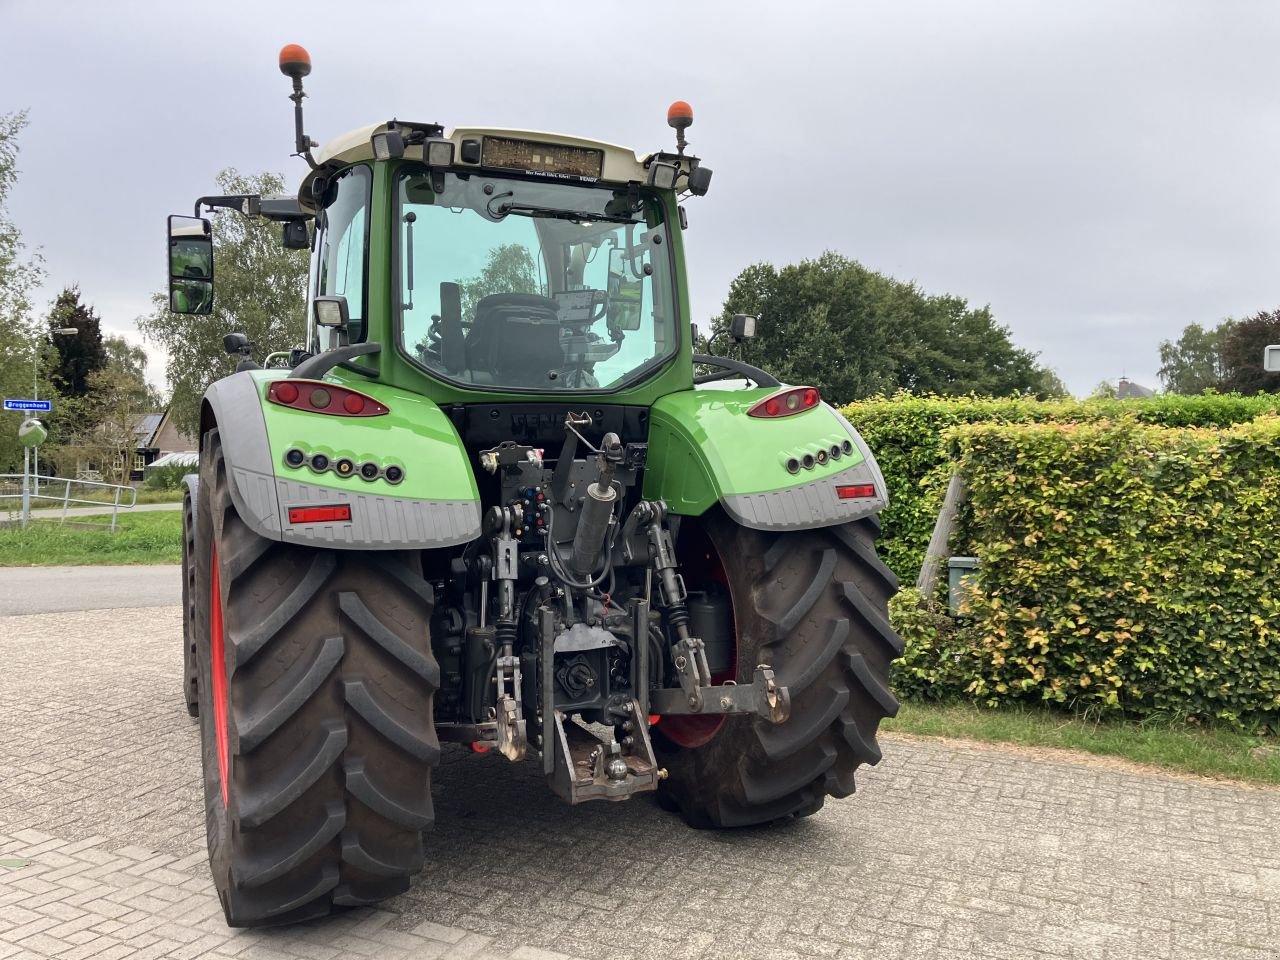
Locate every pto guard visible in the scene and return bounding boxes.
[200,371,482,549]
[642,388,888,530]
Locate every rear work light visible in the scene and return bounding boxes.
[267,380,389,417]
[836,484,877,500]
[287,505,352,524]
[747,386,820,419]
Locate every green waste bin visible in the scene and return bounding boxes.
[948,556,979,616]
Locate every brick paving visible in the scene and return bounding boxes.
[1,603,1278,959]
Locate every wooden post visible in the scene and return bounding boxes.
[916,472,966,599]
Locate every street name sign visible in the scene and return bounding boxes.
[4,399,52,412]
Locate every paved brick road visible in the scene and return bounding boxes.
[2,604,1278,960]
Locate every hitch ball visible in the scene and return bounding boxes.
[606,757,628,781]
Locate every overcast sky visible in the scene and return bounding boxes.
[4,0,1278,396]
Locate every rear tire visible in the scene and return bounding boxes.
[655,511,901,828]
[182,487,199,718]
[194,429,439,926]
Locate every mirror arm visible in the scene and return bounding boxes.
[194,194,262,218]
[289,342,381,380]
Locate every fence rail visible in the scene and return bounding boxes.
[0,475,139,530]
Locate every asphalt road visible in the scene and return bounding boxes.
[0,564,180,616]
[1,571,1277,960]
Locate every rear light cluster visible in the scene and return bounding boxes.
[268,380,389,417]
[785,439,854,475]
[748,386,820,419]
[284,448,404,485]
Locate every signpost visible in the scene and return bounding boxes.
[7,400,52,527]
[4,399,53,412]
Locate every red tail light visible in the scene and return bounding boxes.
[288,505,352,524]
[836,484,877,500]
[747,386,820,419]
[267,380,389,417]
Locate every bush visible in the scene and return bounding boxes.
[144,463,192,491]
[844,392,1280,582]
[938,416,1280,731]
[888,588,975,700]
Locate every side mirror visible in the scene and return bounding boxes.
[606,246,645,332]
[168,215,213,315]
[686,165,713,197]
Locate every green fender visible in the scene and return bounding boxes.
[200,369,481,549]
[642,387,888,530]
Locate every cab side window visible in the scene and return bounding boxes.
[316,165,371,342]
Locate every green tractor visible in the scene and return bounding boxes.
[170,44,902,927]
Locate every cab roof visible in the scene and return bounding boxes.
[301,122,690,207]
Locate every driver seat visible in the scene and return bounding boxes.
[468,293,564,386]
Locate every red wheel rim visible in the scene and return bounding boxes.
[660,521,737,749]
[210,544,230,806]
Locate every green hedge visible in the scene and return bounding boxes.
[843,393,1280,581]
[897,417,1280,731]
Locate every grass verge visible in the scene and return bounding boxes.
[0,510,182,566]
[882,701,1280,785]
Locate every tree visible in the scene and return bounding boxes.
[1157,321,1231,394]
[1219,310,1280,395]
[103,335,162,408]
[44,335,160,483]
[1031,367,1071,399]
[458,243,540,318]
[46,285,107,397]
[137,169,308,435]
[714,252,1050,404]
[0,110,47,473]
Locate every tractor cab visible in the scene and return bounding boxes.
[168,41,723,406]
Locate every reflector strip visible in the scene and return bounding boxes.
[836,484,877,500]
[288,504,352,524]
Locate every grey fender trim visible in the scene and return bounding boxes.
[204,373,284,539]
[720,459,887,531]
[203,373,482,550]
[719,414,889,532]
[181,473,200,507]
[276,478,482,549]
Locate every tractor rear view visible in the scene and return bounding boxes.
[169,45,902,927]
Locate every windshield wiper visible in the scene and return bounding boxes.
[486,196,636,225]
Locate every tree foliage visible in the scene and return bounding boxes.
[0,110,47,472]
[458,243,539,319]
[1158,311,1280,396]
[1157,321,1230,394]
[714,252,1054,404]
[137,169,309,436]
[1219,310,1280,395]
[46,285,107,397]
